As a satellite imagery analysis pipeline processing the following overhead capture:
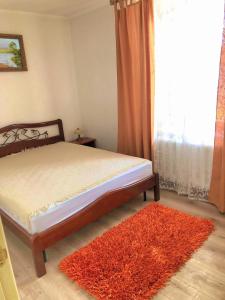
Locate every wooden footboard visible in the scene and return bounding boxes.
[0,173,160,277]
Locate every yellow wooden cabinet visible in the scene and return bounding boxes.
[0,217,20,300]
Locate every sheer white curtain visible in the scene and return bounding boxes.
[154,0,224,199]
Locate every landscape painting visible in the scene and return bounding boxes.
[0,34,27,71]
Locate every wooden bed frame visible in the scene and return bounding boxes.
[0,119,160,277]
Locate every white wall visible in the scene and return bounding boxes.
[71,6,118,151]
[0,10,81,140]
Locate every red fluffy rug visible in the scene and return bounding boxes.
[59,203,214,300]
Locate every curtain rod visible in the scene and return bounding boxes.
[110,0,140,5]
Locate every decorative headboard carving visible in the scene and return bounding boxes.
[0,128,49,147]
[0,119,65,158]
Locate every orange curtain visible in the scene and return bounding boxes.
[209,10,225,213]
[114,0,154,160]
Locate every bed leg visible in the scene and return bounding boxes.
[43,250,47,263]
[32,239,46,277]
[154,173,160,201]
[143,191,147,201]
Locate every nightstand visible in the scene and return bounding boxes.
[71,137,96,148]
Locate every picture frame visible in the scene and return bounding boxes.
[0,33,27,72]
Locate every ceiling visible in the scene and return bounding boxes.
[0,0,108,17]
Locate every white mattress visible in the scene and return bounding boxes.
[3,162,152,234]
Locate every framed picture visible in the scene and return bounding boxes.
[0,33,27,72]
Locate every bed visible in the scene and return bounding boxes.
[0,119,160,277]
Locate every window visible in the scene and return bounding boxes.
[154,0,224,146]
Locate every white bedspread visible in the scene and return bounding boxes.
[0,142,152,232]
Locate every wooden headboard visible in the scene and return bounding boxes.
[0,119,65,158]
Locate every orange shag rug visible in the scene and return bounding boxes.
[59,203,214,300]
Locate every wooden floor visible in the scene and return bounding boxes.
[5,191,225,300]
